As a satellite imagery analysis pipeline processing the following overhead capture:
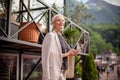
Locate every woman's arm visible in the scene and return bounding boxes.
[61,49,78,57]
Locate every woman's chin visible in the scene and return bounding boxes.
[61,28,64,31]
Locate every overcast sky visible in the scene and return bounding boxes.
[103,0,120,6]
[77,0,120,6]
[42,0,64,7]
[42,0,120,7]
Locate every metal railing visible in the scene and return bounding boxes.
[0,0,90,80]
[0,0,89,48]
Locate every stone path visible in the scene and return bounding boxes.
[100,65,120,80]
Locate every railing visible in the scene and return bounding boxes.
[0,0,89,52]
[0,0,90,80]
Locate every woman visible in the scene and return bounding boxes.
[105,65,111,80]
[42,14,78,80]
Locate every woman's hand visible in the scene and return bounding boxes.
[61,49,78,57]
[68,49,78,56]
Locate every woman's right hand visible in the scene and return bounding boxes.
[62,49,78,57]
[68,49,78,56]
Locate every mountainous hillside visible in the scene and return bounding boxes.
[66,0,120,24]
[84,0,120,24]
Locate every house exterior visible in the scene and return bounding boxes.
[96,50,117,66]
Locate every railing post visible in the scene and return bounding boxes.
[48,8,51,32]
[7,0,12,38]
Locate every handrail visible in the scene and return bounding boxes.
[0,0,89,48]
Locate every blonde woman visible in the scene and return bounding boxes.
[42,14,78,80]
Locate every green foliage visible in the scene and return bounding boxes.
[90,24,120,55]
[82,53,98,80]
[63,27,81,48]
[65,0,120,55]
[74,56,82,78]
[81,24,119,55]
[69,2,92,25]
[64,0,120,55]
[81,24,105,54]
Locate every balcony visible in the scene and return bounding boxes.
[0,0,89,80]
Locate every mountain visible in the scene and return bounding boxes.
[66,0,120,24]
[84,0,120,24]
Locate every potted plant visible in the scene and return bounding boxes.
[19,22,42,43]
[18,0,43,43]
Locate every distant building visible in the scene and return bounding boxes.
[96,50,117,65]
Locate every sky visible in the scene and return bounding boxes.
[42,0,120,7]
[76,0,89,3]
[103,0,120,6]
[77,0,120,6]
[42,0,64,7]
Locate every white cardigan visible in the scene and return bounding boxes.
[42,31,62,80]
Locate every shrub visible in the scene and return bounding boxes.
[82,53,98,80]
[74,56,82,78]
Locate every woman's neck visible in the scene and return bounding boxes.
[55,29,61,35]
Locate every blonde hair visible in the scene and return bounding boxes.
[52,14,65,23]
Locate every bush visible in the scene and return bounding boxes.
[82,53,98,80]
[74,56,82,78]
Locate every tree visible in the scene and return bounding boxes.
[66,1,92,25]
[82,53,98,80]
[71,2,92,25]
[90,24,120,55]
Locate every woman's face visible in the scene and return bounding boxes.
[53,15,65,31]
